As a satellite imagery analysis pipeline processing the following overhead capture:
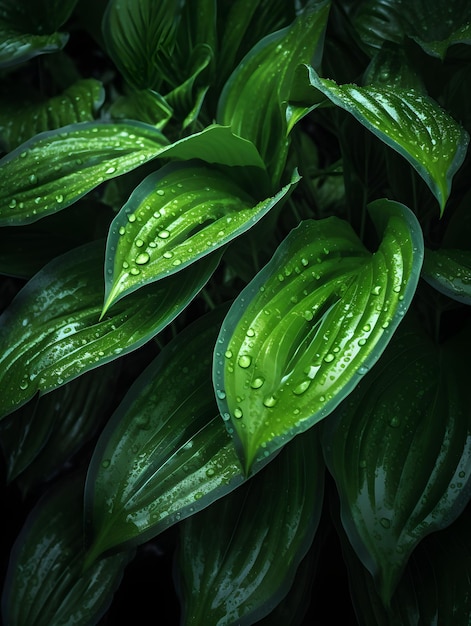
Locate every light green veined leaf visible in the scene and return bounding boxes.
[84,307,247,564]
[213,199,423,475]
[102,163,299,313]
[102,0,181,90]
[422,248,471,305]
[321,317,471,604]
[1,471,132,626]
[217,1,330,185]
[0,78,105,151]
[0,122,266,226]
[0,239,220,420]
[176,428,324,626]
[307,67,469,214]
[0,25,67,68]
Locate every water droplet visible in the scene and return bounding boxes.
[389,416,400,427]
[250,377,265,389]
[29,174,37,184]
[158,230,170,239]
[371,285,382,296]
[102,459,111,468]
[135,252,150,265]
[459,471,466,478]
[293,380,311,395]
[206,467,215,477]
[157,189,165,196]
[106,166,116,174]
[8,199,17,208]
[119,226,126,235]
[224,349,233,359]
[246,328,255,337]
[128,213,136,223]
[234,408,243,418]
[19,378,29,390]
[130,267,140,275]
[238,355,252,368]
[358,338,366,346]
[380,517,391,529]
[135,238,144,247]
[324,353,335,363]
[216,389,226,400]
[263,395,277,408]
[362,324,371,332]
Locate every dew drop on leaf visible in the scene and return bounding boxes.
[263,395,277,408]
[250,377,265,389]
[135,252,150,265]
[234,408,243,418]
[238,355,252,368]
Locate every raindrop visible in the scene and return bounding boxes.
[234,408,243,419]
[389,416,400,427]
[238,355,252,368]
[135,238,144,247]
[358,338,366,346]
[157,189,165,196]
[29,174,37,184]
[158,230,170,239]
[246,328,255,337]
[380,517,391,529]
[250,377,265,389]
[371,285,382,296]
[324,353,335,363]
[102,459,111,468]
[130,267,140,275]
[216,389,226,400]
[119,226,126,235]
[106,166,116,174]
[163,251,173,259]
[362,324,371,332]
[263,395,277,408]
[293,380,311,395]
[8,199,17,208]
[19,378,29,390]
[206,467,215,477]
[224,350,233,359]
[135,252,150,265]
[127,213,136,223]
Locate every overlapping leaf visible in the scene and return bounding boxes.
[308,68,469,214]
[176,428,324,626]
[217,0,330,185]
[214,199,423,474]
[422,248,471,304]
[84,308,246,564]
[1,471,132,626]
[0,239,219,420]
[103,162,298,312]
[321,318,471,604]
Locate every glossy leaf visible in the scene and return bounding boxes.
[214,199,423,474]
[0,240,219,420]
[0,25,67,68]
[321,318,471,604]
[422,248,471,305]
[0,362,118,490]
[103,163,299,312]
[84,307,246,564]
[308,68,469,214]
[1,471,132,626]
[109,88,173,129]
[176,428,324,626]
[0,78,105,151]
[217,1,330,185]
[102,0,181,90]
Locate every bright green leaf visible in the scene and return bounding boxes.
[307,67,470,214]
[321,317,471,604]
[103,163,299,312]
[0,78,105,151]
[176,428,324,626]
[1,471,132,626]
[217,1,330,185]
[84,308,246,563]
[0,239,219,420]
[422,248,471,305]
[214,199,423,474]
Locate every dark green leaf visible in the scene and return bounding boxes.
[84,307,246,563]
[1,471,132,626]
[0,239,219,420]
[109,88,173,130]
[176,428,324,626]
[321,317,471,604]
[308,67,470,214]
[422,248,471,305]
[103,163,299,312]
[214,199,423,474]
[0,25,67,68]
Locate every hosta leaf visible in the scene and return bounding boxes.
[109,88,173,130]
[103,162,298,312]
[213,199,423,474]
[102,0,181,90]
[84,307,246,563]
[1,471,132,626]
[0,26,67,68]
[217,1,330,185]
[0,78,105,151]
[307,68,470,214]
[422,248,471,305]
[321,318,471,604]
[0,239,219,420]
[0,362,118,489]
[176,428,324,626]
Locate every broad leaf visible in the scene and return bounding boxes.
[176,428,324,626]
[217,1,330,185]
[84,308,246,564]
[422,248,471,305]
[321,317,471,604]
[0,362,118,490]
[1,471,132,626]
[213,199,423,474]
[0,79,105,151]
[308,67,469,214]
[109,88,173,130]
[102,0,181,90]
[0,239,219,420]
[103,162,298,312]
[0,26,67,68]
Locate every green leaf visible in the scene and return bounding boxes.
[0,121,169,225]
[0,25,67,68]
[0,362,118,490]
[321,317,471,604]
[1,471,132,626]
[102,0,181,90]
[213,199,423,475]
[217,1,330,185]
[422,248,471,305]
[0,239,219,420]
[103,162,299,313]
[0,78,105,151]
[307,67,470,214]
[176,428,324,626]
[84,307,246,563]
[109,88,173,130]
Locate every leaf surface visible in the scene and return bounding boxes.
[422,248,471,305]
[308,68,469,214]
[214,199,423,474]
